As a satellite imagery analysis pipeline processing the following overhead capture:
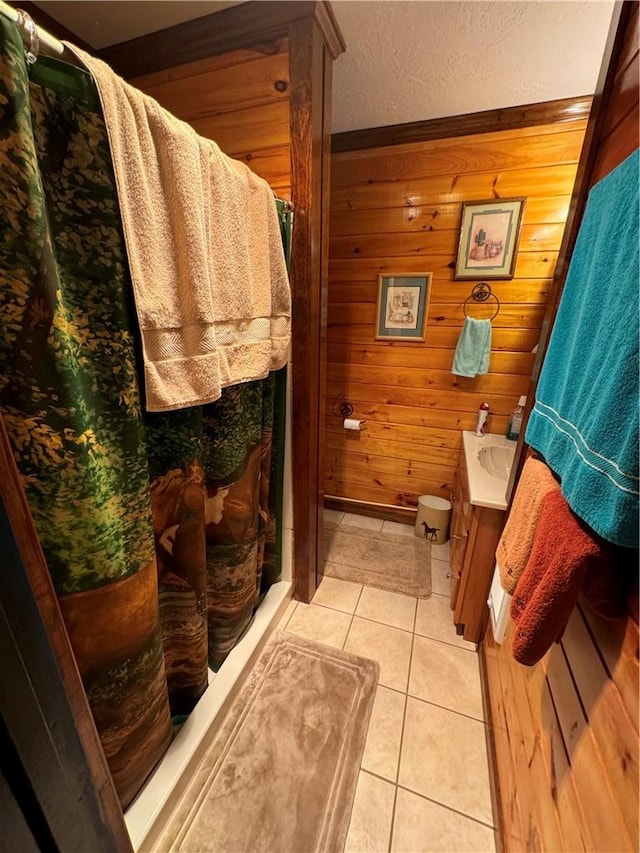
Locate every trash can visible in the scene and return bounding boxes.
[415,495,451,545]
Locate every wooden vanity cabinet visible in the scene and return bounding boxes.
[450,452,505,644]
[449,459,471,608]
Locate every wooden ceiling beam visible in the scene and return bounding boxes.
[97,0,345,79]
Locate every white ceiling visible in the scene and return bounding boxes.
[35,1,244,49]
[331,1,615,133]
[35,0,615,133]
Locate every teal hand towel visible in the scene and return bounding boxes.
[525,149,639,548]
[451,317,491,378]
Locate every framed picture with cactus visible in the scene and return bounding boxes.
[454,198,526,280]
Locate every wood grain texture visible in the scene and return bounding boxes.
[324,496,416,525]
[330,195,573,237]
[289,17,328,603]
[138,51,290,121]
[330,163,580,213]
[325,119,583,509]
[483,5,639,851]
[98,0,344,78]
[332,96,592,154]
[131,46,291,195]
[317,42,332,583]
[459,512,503,642]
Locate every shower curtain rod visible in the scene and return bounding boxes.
[0,1,64,57]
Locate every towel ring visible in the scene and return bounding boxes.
[463,282,500,321]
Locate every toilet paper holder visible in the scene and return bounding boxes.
[338,402,366,431]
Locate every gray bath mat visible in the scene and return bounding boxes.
[323,521,432,598]
[155,630,379,852]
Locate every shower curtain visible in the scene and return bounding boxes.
[0,20,290,808]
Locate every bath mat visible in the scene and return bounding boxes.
[323,521,432,598]
[155,630,379,852]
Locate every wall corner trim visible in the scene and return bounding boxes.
[314,1,346,60]
[331,95,594,154]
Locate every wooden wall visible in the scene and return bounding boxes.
[484,5,639,851]
[131,39,291,198]
[325,120,587,507]
[485,599,639,851]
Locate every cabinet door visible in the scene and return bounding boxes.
[449,464,469,608]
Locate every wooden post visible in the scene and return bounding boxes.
[289,16,328,601]
[0,417,132,852]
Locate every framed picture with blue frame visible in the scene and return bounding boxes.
[376,273,432,341]
[454,197,526,280]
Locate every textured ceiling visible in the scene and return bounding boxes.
[331,1,615,133]
[33,0,614,133]
[34,1,243,49]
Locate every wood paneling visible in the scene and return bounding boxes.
[484,602,639,853]
[138,51,289,121]
[132,42,292,198]
[330,195,572,238]
[99,1,345,78]
[331,125,587,186]
[330,160,580,212]
[483,5,639,851]
[288,18,332,602]
[332,95,592,154]
[325,121,585,509]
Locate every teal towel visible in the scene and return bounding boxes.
[451,317,491,378]
[526,149,639,548]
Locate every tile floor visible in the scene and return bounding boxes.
[278,510,498,853]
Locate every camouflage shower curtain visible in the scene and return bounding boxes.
[0,20,288,808]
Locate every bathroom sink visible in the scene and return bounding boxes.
[478,445,514,480]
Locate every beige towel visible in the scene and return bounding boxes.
[65,44,291,413]
[497,456,560,594]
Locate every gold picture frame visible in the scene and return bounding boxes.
[454,198,526,280]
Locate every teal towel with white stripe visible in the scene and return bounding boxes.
[525,149,639,548]
[451,317,491,378]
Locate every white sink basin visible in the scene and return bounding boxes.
[478,445,513,480]
[462,432,516,510]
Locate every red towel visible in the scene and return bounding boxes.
[510,489,613,666]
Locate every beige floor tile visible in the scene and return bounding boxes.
[431,559,452,597]
[431,541,450,561]
[312,576,363,614]
[409,635,483,720]
[381,519,416,538]
[341,513,384,532]
[391,788,496,853]
[356,586,417,632]
[344,771,395,853]
[324,508,345,524]
[344,617,412,691]
[399,697,493,825]
[276,599,297,630]
[361,685,406,782]
[415,595,476,650]
[284,603,352,650]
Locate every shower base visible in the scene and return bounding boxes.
[124,579,292,851]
